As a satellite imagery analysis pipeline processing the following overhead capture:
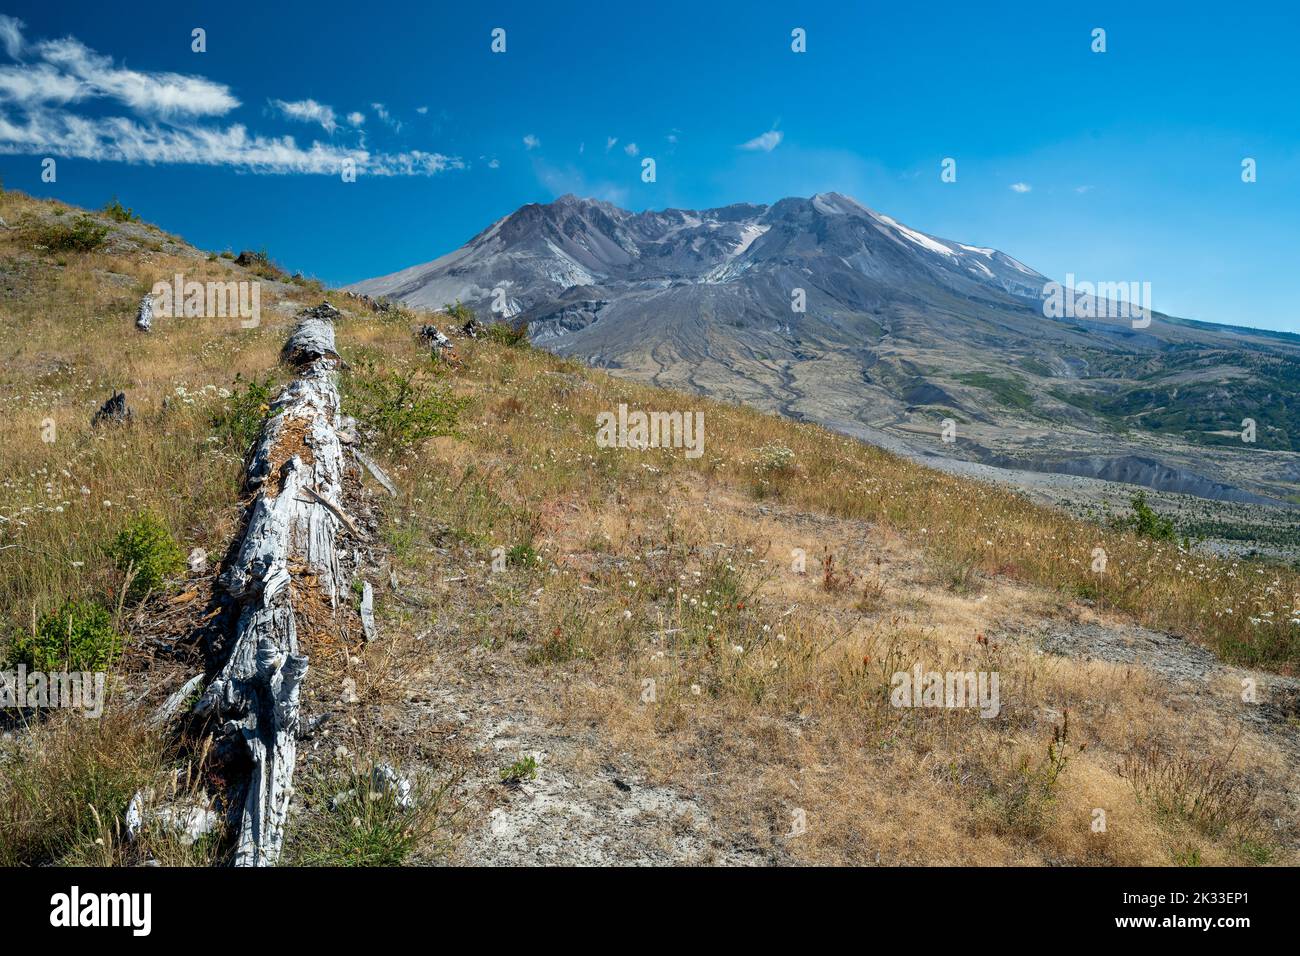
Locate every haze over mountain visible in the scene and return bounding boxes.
[350,193,1300,509]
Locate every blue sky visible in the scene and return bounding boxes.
[1,1,1296,332]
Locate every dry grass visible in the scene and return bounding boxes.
[345,321,1297,866]
[1,186,1296,867]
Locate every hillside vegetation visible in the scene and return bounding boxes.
[0,189,1296,867]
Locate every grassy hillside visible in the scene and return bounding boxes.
[1,189,1296,867]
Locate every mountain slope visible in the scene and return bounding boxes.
[350,193,1300,509]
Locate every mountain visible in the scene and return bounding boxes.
[349,193,1300,508]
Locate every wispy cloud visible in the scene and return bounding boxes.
[740,129,782,152]
[370,102,402,133]
[270,97,337,133]
[623,142,639,156]
[605,136,618,151]
[534,159,627,206]
[0,21,460,177]
[1010,182,1032,193]
[0,109,461,175]
[0,15,24,59]
[523,133,540,150]
[35,36,239,117]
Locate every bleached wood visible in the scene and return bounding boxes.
[199,304,347,866]
[135,294,154,332]
[354,449,397,496]
[149,672,204,728]
[360,581,376,642]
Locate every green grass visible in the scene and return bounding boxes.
[289,761,456,866]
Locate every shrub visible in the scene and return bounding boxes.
[107,511,185,602]
[101,197,140,223]
[1121,737,1262,839]
[344,359,468,455]
[1113,491,1176,541]
[991,715,1074,837]
[499,755,538,785]
[443,300,476,325]
[755,443,796,475]
[8,600,121,671]
[483,322,529,347]
[211,373,274,452]
[17,214,109,254]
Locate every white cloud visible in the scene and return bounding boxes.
[0,14,24,59]
[36,37,238,116]
[666,132,678,144]
[523,133,540,150]
[1010,182,1032,193]
[0,108,461,176]
[1074,184,1093,194]
[415,105,428,115]
[0,63,82,107]
[623,142,639,156]
[740,129,782,152]
[0,27,461,177]
[605,136,617,151]
[488,158,500,169]
[270,97,337,133]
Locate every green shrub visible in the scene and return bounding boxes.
[211,373,274,451]
[442,300,476,324]
[101,197,140,223]
[1113,491,1176,541]
[18,214,110,253]
[107,511,185,602]
[499,755,538,784]
[8,600,121,671]
[483,322,529,347]
[344,359,468,455]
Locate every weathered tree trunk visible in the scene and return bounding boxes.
[135,293,154,332]
[198,304,348,866]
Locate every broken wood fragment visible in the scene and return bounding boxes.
[360,581,376,642]
[354,449,397,496]
[91,390,132,427]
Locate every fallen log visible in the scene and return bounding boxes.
[197,303,349,866]
[135,293,154,332]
